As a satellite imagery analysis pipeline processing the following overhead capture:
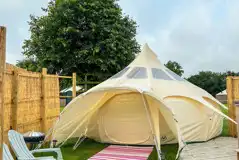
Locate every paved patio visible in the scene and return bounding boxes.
[180,137,237,160]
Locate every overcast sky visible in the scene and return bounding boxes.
[1,0,239,77]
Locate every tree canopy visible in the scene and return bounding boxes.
[165,60,184,76]
[16,58,40,72]
[187,71,239,96]
[21,0,140,81]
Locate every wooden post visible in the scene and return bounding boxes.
[41,68,47,133]
[236,105,239,159]
[72,73,76,98]
[12,69,19,130]
[0,26,6,160]
[84,75,88,91]
[227,77,233,135]
[227,76,237,137]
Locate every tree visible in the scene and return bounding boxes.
[187,71,224,96]
[187,71,239,96]
[224,71,239,77]
[22,0,140,81]
[165,61,184,76]
[16,58,40,72]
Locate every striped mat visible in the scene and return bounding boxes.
[88,145,153,160]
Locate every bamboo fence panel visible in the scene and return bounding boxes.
[3,69,12,133]
[17,70,42,133]
[2,64,60,136]
[44,74,60,132]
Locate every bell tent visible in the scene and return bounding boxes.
[51,44,235,159]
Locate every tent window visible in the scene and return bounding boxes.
[165,68,185,81]
[152,68,173,80]
[110,67,129,79]
[127,67,148,79]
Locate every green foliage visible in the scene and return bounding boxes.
[22,0,140,81]
[165,60,184,76]
[221,105,229,137]
[187,71,224,96]
[187,71,239,96]
[16,58,41,72]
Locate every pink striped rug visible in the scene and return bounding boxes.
[88,145,153,160]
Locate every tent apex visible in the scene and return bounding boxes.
[141,43,158,58]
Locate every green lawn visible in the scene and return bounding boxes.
[42,106,229,160]
[221,106,229,137]
[60,106,65,112]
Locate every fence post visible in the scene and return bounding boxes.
[12,68,19,130]
[72,73,76,98]
[236,105,239,159]
[227,76,237,137]
[0,26,6,160]
[41,68,47,133]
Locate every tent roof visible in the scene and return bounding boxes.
[60,86,83,93]
[216,90,227,96]
[86,44,215,101]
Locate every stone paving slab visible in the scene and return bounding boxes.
[179,137,237,160]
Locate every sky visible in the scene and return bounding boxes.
[1,0,239,77]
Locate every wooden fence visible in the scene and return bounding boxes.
[0,26,6,160]
[3,64,60,138]
[227,76,239,137]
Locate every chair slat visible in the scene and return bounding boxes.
[8,130,34,159]
[3,143,14,160]
[8,130,59,160]
[18,131,34,158]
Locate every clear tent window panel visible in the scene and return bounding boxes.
[127,67,148,79]
[165,68,185,81]
[152,68,173,80]
[110,67,130,79]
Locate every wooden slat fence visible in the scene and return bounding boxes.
[2,64,60,138]
[227,76,239,137]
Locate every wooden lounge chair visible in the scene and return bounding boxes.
[3,143,14,160]
[8,130,63,160]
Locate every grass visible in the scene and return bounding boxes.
[36,105,229,160]
[35,139,178,160]
[60,106,65,112]
[221,106,229,137]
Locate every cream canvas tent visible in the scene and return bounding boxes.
[216,89,227,103]
[51,44,236,159]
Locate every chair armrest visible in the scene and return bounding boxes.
[34,157,55,160]
[31,148,63,160]
[18,156,55,160]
